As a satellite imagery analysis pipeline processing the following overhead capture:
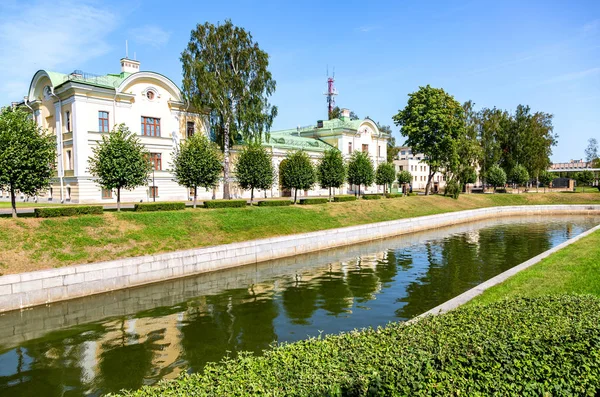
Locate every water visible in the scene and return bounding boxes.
[0,215,597,396]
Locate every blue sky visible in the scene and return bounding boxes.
[0,0,598,161]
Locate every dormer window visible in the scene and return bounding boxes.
[144,87,158,101]
[146,91,154,100]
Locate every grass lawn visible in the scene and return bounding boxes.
[472,227,600,304]
[0,192,598,275]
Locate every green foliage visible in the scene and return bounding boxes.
[203,200,247,209]
[172,134,222,208]
[332,196,357,202]
[393,85,465,194]
[396,170,412,185]
[134,202,186,212]
[385,193,403,198]
[317,149,346,197]
[88,124,151,210]
[346,151,374,195]
[181,19,277,199]
[574,170,594,192]
[298,197,328,205]
[256,200,291,207]
[444,179,461,199]
[279,151,316,203]
[115,295,600,397]
[34,206,103,218]
[486,165,507,190]
[510,164,529,187]
[459,166,477,185]
[328,106,341,120]
[585,138,598,163]
[0,107,56,218]
[361,194,383,200]
[234,143,274,202]
[374,162,396,193]
[538,170,554,188]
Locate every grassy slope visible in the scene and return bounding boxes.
[0,192,598,275]
[472,228,600,304]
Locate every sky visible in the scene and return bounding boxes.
[0,0,598,162]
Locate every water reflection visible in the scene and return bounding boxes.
[0,215,597,396]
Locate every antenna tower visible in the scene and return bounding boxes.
[324,67,338,119]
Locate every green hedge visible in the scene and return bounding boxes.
[203,200,247,209]
[256,200,292,207]
[116,295,600,396]
[385,193,403,198]
[333,196,357,202]
[34,206,103,218]
[134,202,186,212]
[362,194,383,200]
[298,197,329,205]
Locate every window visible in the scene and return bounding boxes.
[401,151,406,155]
[414,176,417,181]
[149,153,162,170]
[98,111,109,132]
[102,188,113,199]
[146,91,155,100]
[187,121,195,138]
[362,144,369,153]
[378,146,381,157]
[66,187,71,200]
[348,142,352,154]
[65,111,71,132]
[66,150,72,170]
[399,165,404,171]
[149,186,158,199]
[141,116,161,137]
[49,187,53,198]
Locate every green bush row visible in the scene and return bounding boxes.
[203,199,247,208]
[385,193,403,198]
[332,196,357,202]
[116,295,600,397]
[362,194,383,200]
[298,197,329,205]
[134,202,186,212]
[34,206,104,218]
[256,200,292,207]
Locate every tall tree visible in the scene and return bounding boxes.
[280,151,315,203]
[234,143,274,203]
[349,111,360,121]
[172,134,222,208]
[347,150,375,197]
[375,162,396,194]
[328,106,341,120]
[510,164,529,193]
[538,170,554,193]
[0,107,55,218]
[454,101,482,188]
[478,107,506,185]
[575,170,594,192]
[181,20,277,199]
[88,124,150,211]
[316,148,346,201]
[486,165,507,193]
[523,110,556,189]
[393,85,465,195]
[585,138,598,163]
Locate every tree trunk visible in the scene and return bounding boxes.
[425,170,435,195]
[329,187,331,202]
[117,187,121,212]
[193,186,197,209]
[223,118,231,200]
[251,187,254,204]
[293,188,297,204]
[10,186,17,219]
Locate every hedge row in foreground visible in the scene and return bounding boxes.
[362,194,383,200]
[298,197,329,205]
[34,206,103,218]
[333,196,357,202]
[134,202,186,212]
[203,200,247,208]
[115,295,600,396]
[256,200,292,207]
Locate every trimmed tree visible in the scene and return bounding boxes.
[172,134,222,208]
[538,170,554,193]
[486,165,507,193]
[375,162,396,194]
[397,170,412,196]
[88,124,151,211]
[576,170,594,192]
[347,150,375,197]
[280,151,315,204]
[459,166,478,193]
[181,20,277,200]
[317,148,346,201]
[510,164,529,193]
[235,143,274,203]
[0,107,56,218]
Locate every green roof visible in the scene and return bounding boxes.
[265,131,333,152]
[54,71,131,89]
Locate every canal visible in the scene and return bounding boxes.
[0,214,598,396]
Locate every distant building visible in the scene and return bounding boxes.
[393,147,447,191]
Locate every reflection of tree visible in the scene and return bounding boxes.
[346,259,380,302]
[281,277,318,325]
[316,265,353,316]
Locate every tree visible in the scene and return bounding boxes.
[88,124,150,211]
[328,106,341,120]
[510,164,529,193]
[349,111,359,121]
[585,138,598,163]
[455,101,482,191]
[347,150,374,197]
[181,20,277,200]
[375,162,396,194]
[280,151,315,203]
[538,170,554,193]
[172,134,222,208]
[486,165,506,192]
[575,170,594,192]
[379,124,400,163]
[316,148,346,201]
[397,170,412,195]
[393,85,465,195]
[478,107,507,186]
[234,143,274,203]
[459,166,478,192]
[0,107,55,218]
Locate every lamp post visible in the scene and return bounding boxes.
[151,160,156,202]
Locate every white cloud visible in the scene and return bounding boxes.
[0,0,119,103]
[129,25,171,48]
[542,67,600,85]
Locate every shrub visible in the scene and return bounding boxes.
[495,188,507,194]
[298,197,328,205]
[203,200,247,208]
[134,202,186,212]
[444,179,461,199]
[362,194,383,200]
[385,193,403,198]
[34,206,103,218]
[256,200,291,207]
[333,196,357,202]
[118,295,600,397]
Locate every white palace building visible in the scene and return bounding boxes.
[5,58,389,204]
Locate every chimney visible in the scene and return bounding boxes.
[120,58,140,74]
[341,108,350,120]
